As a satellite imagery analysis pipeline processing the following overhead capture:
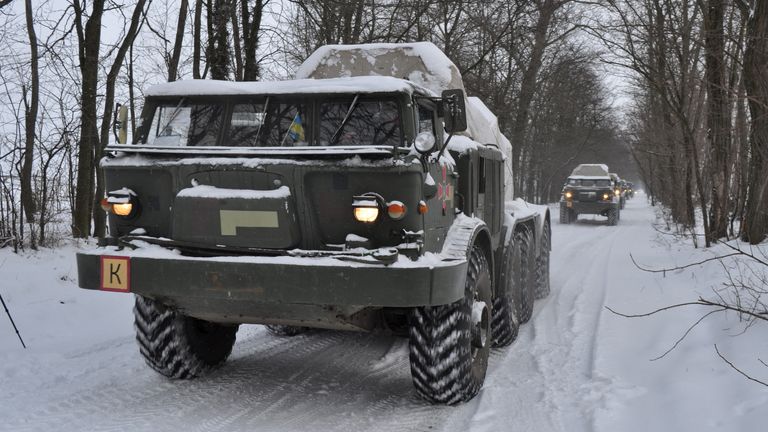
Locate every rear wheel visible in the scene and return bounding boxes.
[492,241,520,347]
[516,227,535,324]
[535,222,551,299]
[134,295,238,379]
[409,246,492,404]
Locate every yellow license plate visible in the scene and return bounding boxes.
[100,256,131,292]
[566,201,573,208]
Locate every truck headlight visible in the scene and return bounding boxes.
[564,191,573,199]
[101,188,139,219]
[352,194,382,223]
[354,206,379,223]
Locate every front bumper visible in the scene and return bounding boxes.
[560,200,616,215]
[76,244,467,310]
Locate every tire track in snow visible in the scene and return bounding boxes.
[6,325,459,432]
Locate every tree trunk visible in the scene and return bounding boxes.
[242,0,265,81]
[21,0,39,243]
[72,0,105,238]
[510,0,556,195]
[207,0,231,80]
[703,0,730,241]
[168,0,189,82]
[193,0,203,79]
[741,0,768,244]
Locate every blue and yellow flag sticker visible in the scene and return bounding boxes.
[288,113,305,141]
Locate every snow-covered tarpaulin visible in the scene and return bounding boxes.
[296,42,512,160]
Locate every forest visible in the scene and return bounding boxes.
[0,0,766,249]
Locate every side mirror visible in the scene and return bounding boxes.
[442,89,467,133]
[113,103,129,144]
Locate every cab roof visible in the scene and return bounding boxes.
[144,76,435,98]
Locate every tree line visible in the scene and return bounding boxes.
[596,0,768,246]
[0,0,764,249]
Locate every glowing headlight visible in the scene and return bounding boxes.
[602,193,610,200]
[354,206,379,223]
[101,188,139,218]
[614,189,621,196]
[565,191,573,199]
[112,203,133,216]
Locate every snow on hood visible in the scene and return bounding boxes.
[145,76,431,98]
[177,185,291,200]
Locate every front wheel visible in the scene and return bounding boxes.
[134,295,238,379]
[408,246,492,404]
[607,206,619,226]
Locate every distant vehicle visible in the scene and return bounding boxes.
[609,173,626,209]
[560,164,621,225]
[75,42,551,405]
[624,181,635,199]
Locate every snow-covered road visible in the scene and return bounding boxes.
[1,198,766,431]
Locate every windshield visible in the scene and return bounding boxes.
[318,99,400,146]
[144,103,224,147]
[140,96,401,147]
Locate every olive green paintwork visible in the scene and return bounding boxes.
[76,88,509,330]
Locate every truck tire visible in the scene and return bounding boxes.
[492,241,520,347]
[409,246,492,404]
[516,227,535,324]
[265,325,307,337]
[134,295,238,379]
[559,205,570,224]
[535,222,551,299]
[608,206,619,226]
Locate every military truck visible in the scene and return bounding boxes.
[560,164,620,225]
[626,181,635,199]
[609,173,626,209]
[76,42,551,405]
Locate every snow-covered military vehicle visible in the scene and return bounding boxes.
[76,42,551,405]
[609,173,626,209]
[560,164,620,225]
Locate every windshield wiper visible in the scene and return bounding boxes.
[330,94,360,145]
[156,98,186,137]
[253,96,269,145]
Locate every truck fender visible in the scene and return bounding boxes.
[441,214,494,284]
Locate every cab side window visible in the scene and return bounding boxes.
[417,104,435,135]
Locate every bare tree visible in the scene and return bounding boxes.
[739,0,768,244]
[20,0,39,248]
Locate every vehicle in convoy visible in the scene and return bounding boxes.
[626,181,635,199]
[609,173,626,209]
[75,43,551,405]
[560,164,620,225]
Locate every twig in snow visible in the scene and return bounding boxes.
[714,344,768,387]
[648,309,723,361]
[630,252,743,274]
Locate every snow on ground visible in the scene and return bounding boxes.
[1,198,766,431]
